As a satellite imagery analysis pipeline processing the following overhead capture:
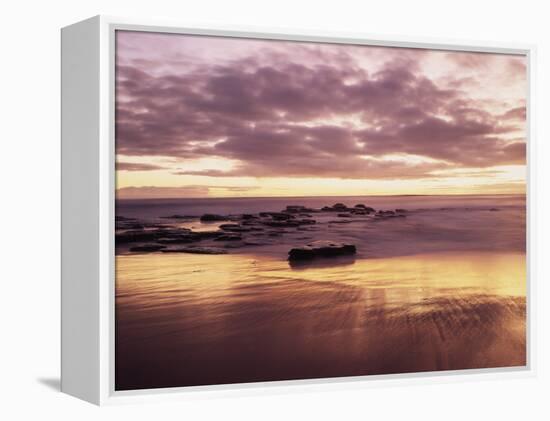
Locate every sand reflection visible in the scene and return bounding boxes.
[115,252,525,390]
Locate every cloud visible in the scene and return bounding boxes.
[115,33,527,180]
[116,185,259,199]
[116,162,166,171]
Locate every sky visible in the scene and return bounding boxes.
[115,30,527,199]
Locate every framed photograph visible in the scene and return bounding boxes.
[61,16,533,405]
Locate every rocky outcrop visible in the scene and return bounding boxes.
[200,214,228,222]
[161,246,228,254]
[288,240,357,261]
[354,204,375,212]
[213,234,242,241]
[129,244,166,252]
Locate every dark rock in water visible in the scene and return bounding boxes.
[116,230,159,244]
[241,214,257,220]
[259,211,292,220]
[489,208,500,212]
[155,229,221,243]
[354,204,375,212]
[377,210,396,216]
[242,239,272,246]
[321,203,354,212]
[156,237,196,244]
[272,213,294,221]
[262,220,300,228]
[329,219,353,224]
[117,226,211,244]
[337,213,352,217]
[129,244,166,252]
[162,246,227,255]
[219,223,252,232]
[395,209,408,213]
[213,234,242,241]
[200,214,227,222]
[332,203,348,210]
[194,230,224,239]
[288,240,356,261]
[156,231,202,244]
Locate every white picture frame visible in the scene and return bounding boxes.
[61,15,536,405]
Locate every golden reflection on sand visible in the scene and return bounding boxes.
[115,252,526,390]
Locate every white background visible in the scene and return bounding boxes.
[1,0,548,419]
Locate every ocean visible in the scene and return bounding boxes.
[115,194,527,390]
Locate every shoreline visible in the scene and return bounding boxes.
[115,249,526,390]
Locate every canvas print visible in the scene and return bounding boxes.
[114,30,527,391]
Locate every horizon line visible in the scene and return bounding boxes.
[116,192,526,201]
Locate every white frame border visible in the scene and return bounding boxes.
[94,15,536,405]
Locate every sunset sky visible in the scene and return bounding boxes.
[115,30,527,199]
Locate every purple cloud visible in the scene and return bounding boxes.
[115,32,527,180]
[116,162,166,171]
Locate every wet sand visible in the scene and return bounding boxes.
[115,251,526,390]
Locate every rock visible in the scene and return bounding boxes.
[376,210,396,216]
[213,234,242,241]
[219,223,252,232]
[321,203,353,212]
[354,204,375,212]
[156,235,199,244]
[337,213,352,217]
[200,214,227,222]
[273,213,294,221]
[241,214,257,220]
[195,231,224,239]
[284,205,315,213]
[259,211,296,220]
[129,244,166,252]
[332,203,348,210]
[162,246,228,255]
[116,230,160,244]
[155,229,221,244]
[262,220,301,228]
[288,241,357,261]
[395,209,408,213]
[489,208,500,212]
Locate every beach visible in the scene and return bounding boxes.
[115,195,526,390]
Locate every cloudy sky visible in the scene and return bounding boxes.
[115,30,526,199]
